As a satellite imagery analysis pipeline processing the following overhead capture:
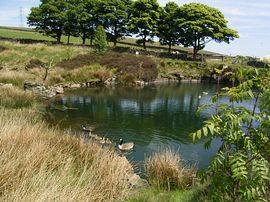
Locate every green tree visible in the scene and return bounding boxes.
[64,0,79,44]
[177,3,239,60]
[158,2,180,53]
[93,25,108,52]
[101,0,132,46]
[28,0,68,43]
[77,0,100,45]
[129,0,160,49]
[192,67,270,201]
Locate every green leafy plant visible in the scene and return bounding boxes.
[93,26,108,53]
[192,68,270,201]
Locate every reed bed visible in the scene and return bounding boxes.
[0,108,133,201]
[145,149,197,191]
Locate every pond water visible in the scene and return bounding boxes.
[46,83,255,172]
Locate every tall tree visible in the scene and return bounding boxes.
[28,0,68,43]
[64,0,79,44]
[77,0,100,45]
[177,3,239,60]
[129,0,160,49]
[158,2,180,53]
[101,0,132,46]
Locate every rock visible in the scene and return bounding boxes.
[2,83,13,88]
[135,80,144,86]
[69,83,81,89]
[104,77,117,86]
[53,86,64,94]
[128,174,148,189]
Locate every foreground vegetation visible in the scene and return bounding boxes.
[0,87,134,201]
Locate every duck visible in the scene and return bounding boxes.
[198,95,202,99]
[202,91,208,95]
[118,139,134,151]
[82,125,91,133]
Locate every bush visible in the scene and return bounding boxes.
[145,149,196,191]
[57,52,158,82]
[93,26,108,52]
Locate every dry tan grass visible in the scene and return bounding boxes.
[0,71,35,87]
[0,86,38,108]
[0,108,133,201]
[145,149,197,191]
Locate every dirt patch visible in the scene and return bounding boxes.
[26,59,45,70]
[57,52,158,82]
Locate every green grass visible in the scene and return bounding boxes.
[0,26,220,56]
[127,185,207,202]
[0,41,89,69]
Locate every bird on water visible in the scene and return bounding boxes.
[118,139,134,151]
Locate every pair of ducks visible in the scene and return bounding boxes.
[82,125,134,151]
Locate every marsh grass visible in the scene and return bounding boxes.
[0,86,39,108]
[145,149,197,191]
[0,108,133,201]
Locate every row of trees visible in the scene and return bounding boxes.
[28,0,239,59]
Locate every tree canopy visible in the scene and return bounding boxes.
[128,0,160,49]
[177,3,239,60]
[158,2,180,53]
[28,0,68,43]
[28,0,238,58]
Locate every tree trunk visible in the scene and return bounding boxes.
[143,35,146,49]
[168,43,172,53]
[82,35,86,45]
[67,35,70,45]
[113,27,118,47]
[56,32,62,44]
[193,47,198,61]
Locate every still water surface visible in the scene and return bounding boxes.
[46,83,255,171]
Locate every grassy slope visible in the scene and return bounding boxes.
[0,26,220,55]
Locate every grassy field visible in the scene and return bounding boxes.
[0,26,219,55]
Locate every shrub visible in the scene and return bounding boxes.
[145,149,196,191]
[93,26,108,52]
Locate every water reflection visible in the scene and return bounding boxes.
[47,83,222,169]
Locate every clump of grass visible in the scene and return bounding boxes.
[59,64,111,84]
[0,108,133,201]
[0,71,34,87]
[145,149,197,191]
[0,86,39,108]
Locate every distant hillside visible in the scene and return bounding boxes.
[0,26,222,56]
